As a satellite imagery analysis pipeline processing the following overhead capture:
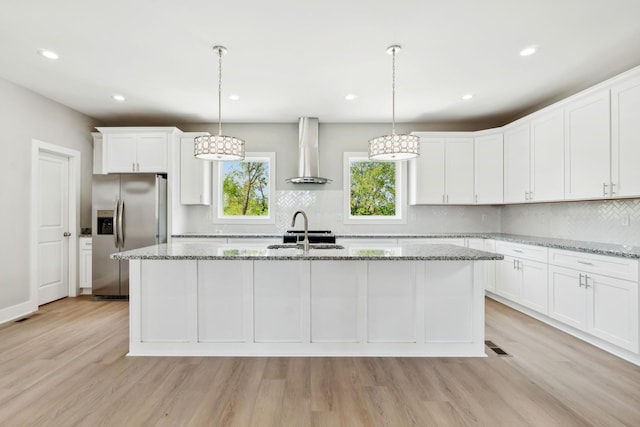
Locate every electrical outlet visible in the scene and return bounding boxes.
[622,215,630,226]
[481,214,487,222]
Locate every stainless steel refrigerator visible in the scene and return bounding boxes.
[91,174,167,299]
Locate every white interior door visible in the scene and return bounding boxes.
[37,151,70,305]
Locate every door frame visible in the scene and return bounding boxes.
[30,139,81,309]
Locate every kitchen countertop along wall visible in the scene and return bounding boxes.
[171,233,640,259]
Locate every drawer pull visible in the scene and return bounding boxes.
[577,261,594,266]
[513,249,524,253]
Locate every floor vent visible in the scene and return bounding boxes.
[485,340,511,357]
[15,317,29,323]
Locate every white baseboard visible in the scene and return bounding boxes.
[0,300,37,325]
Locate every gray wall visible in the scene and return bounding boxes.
[0,77,98,311]
[176,122,501,235]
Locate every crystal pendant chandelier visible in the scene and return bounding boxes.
[368,45,420,161]
[194,46,245,161]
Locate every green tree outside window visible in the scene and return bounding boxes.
[222,160,270,216]
[350,160,396,216]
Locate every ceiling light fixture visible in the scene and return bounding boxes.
[229,94,240,101]
[345,93,358,101]
[194,45,245,161]
[37,49,59,60]
[368,45,419,161]
[462,93,473,100]
[519,45,538,57]
[112,94,126,102]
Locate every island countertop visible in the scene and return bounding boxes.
[111,242,503,261]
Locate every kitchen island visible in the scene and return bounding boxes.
[113,242,502,357]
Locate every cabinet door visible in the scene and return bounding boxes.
[180,137,211,205]
[107,134,137,172]
[564,90,611,200]
[548,266,586,330]
[611,73,640,197]
[445,137,474,204]
[474,133,503,204]
[519,259,548,314]
[136,134,168,172]
[586,273,638,352]
[530,109,564,201]
[408,138,445,204]
[495,256,520,301]
[503,123,530,203]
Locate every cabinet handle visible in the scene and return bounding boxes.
[603,183,608,197]
[577,260,594,266]
[513,259,516,269]
[578,273,584,287]
[132,162,135,172]
[611,183,616,195]
[518,260,522,270]
[446,195,449,203]
[475,194,478,204]
[584,275,591,289]
[442,195,445,203]
[524,191,528,201]
[513,249,524,253]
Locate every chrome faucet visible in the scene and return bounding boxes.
[291,210,310,253]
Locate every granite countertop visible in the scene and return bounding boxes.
[172,232,640,259]
[111,242,503,261]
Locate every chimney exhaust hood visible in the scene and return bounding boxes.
[286,117,332,184]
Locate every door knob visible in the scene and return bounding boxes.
[63,232,71,237]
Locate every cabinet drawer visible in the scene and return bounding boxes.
[548,249,638,282]
[495,241,548,262]
[79,237,92,250]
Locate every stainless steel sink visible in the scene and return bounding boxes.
[267,243,345,250]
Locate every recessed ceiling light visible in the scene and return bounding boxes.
[111,94,126,102]
[345,93,358,101]
[519,45,538,57]
[462,93,473,100]
[229,94,240,101]
[37,49,59,60]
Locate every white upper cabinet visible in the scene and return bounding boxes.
[445,137,475,204]
[409,134,474,205]
[474,131,503,204]
[611,72,640,198]
[409,137,445,204]
[180,134,212,205]
[530,108,565,201]
[95,127,180,174]
[564,90,611,200]
[503,123,530,203]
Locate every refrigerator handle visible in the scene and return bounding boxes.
[119,199,126,248]
[113,199,120,249]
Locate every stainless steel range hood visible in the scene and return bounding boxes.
[286,117,332,184]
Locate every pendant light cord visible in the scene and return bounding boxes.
[217,47,223,136]
[391,46,396,136]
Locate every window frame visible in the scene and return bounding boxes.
[342,152,407,224]
[213,152,276,224]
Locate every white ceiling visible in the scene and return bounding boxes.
[2,0,640,127]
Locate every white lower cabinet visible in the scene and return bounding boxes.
[494,242,549,314]
[79,237,92,294]
[467,238,496,293]
[549,265,639,353]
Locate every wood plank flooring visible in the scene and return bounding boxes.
[0,296,639,426]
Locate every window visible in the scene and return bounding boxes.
[343,152,406,224]
[214,152,276,224]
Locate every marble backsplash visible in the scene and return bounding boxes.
[180,190,501,235]
[501,198,640,246]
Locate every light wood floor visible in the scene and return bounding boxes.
[1,297,639,427]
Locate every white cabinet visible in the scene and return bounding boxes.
[494,242,549,314]
[564,90,611,200]
[180,134,211,205]
[530,109,565,201]
[549,265,638,352]
[467,238,496,293]
[474,131,503,204]
[503,123,530,203]
[409,134,474,205]
[611,72,640,197]
[79,237,92,294]
[95,127,180,174]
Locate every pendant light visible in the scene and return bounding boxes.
[194,45,245,160]
[368,45,420,161]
